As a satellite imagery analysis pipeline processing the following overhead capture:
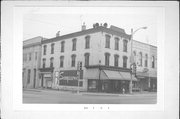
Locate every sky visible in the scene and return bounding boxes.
[23,7,159,46]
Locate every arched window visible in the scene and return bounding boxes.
[51,43,55,54]
[123,39,128,52]
[145,54,148,67]
[43,45,47,55]
[114,37,119,50]
[60,56,64,68]
[50,57,54,68]
[105,52,110,66]
[152,56,155,68]
[105,34,111,48]
[61,41,65,52]
[71,54,76,67]
[84,53,90,66]
[42,58,46,68]
[85,35,90,49]
[114,54,119,67]
[139,52,143,66]
[72,38,77,51]
[123,56,128,68]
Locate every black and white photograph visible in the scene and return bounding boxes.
[22,7,158,104]
[1,1,179,119]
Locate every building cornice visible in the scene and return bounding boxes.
[42,26,131,44]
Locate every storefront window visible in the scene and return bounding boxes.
[88,80,97,90]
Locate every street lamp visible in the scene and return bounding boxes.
[129,26,147,94]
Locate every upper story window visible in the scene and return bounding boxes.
[27,69,31,84]
[114,37,119,50]
[42,58,46,68]
[123,56,128,68]
[29,53,31,61]
[105,34,111,48]
[72,38,77,51]
[145,54,148,67]
[71,54,76,67]
[35,52,38,60]
[43,45,47,55]
[84,53,90,66]
[152,56,155,68]
[23,53,27,62]
[105,52,110,66]
[123,39,128,52]
[51,43,55,54]
[60,56,64,68]
[85,35,90,49]
[114,54,119,67]
[133,51,136,62]
[50,57,54,68]
[61,41,65,52]
[139,52,143,67]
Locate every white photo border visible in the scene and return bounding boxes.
[12,4,165,111]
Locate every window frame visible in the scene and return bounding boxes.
[60,56,64,68]
[85,35,90,49]
[61,41,65,53]
[72,38,77,51]
[145,54,148,67]
[84,53,90,66]
[42,58,46,68]
[105,34,111,48]
[43,45,47,55]
[71,54,76,67]
[152,56,155,68]
[105,52,110,66]
[51,43,55,54]
[114,37,119,50]
[123,39,128,52]
[139,52,143,67]
[50,57,54,68]
[114,54,119,67]
[123,56,128,68]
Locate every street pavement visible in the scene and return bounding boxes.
[23,88,157,104]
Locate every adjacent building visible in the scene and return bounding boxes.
[132,41,157,91]
[23,24,157,93]
[23,36,43,88]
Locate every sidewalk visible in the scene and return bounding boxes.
[23,88,157,97]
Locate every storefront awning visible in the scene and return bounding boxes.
[103,70,137,81]
[86,69,137,81]
[103,70,121,80]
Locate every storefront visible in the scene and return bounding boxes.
[86,66,137,93]
[136,71,157,92]
[54,70,84,91]
[39,67,54,88]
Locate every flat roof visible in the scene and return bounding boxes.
[42,26,131,44]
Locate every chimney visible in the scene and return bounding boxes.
[56,31,60,37]
[82,22,86,31]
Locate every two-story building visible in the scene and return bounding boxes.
[23,36,43,88]
[132,41,157,91]
[38,24,138,93]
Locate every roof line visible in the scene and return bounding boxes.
[133,40,157,48]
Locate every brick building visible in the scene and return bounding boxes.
[23,24,157,93]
